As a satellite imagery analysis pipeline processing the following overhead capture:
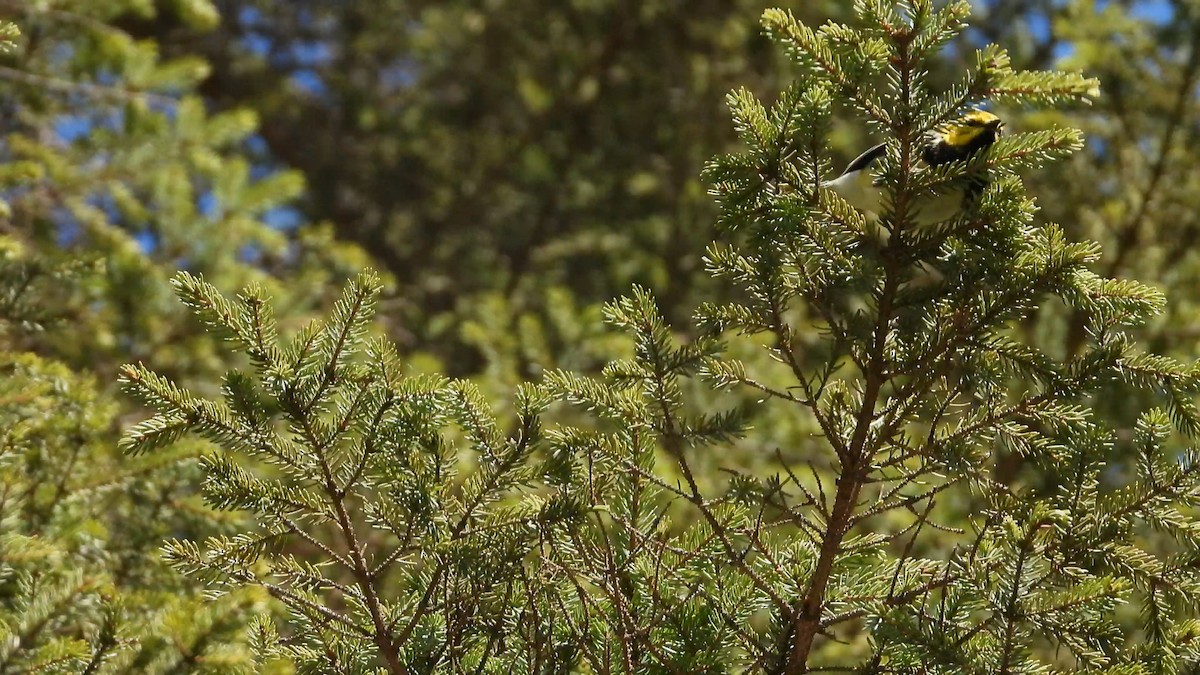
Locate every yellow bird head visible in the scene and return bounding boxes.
[924,109,1004,166]
[941,110,1004,149]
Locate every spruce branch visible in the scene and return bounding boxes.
[102,3,1200,671]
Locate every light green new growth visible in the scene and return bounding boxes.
[0,22,17,55]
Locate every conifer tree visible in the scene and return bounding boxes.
[0,20,281,672]
[0,248,267,672]
[121,2,1200,673]
[0,0,369,382]
[121,270,591,673]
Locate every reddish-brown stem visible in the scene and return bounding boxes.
[781,25,917,674]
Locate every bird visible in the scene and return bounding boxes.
[823,109,1004,229]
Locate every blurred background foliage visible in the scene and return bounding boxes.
[7,0,1198,387]
[0,0,1197,668]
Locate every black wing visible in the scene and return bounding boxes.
[838,142,887,177]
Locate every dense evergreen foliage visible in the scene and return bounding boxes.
[3,0,1200,672]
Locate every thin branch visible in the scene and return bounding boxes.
[0,65,177,106]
